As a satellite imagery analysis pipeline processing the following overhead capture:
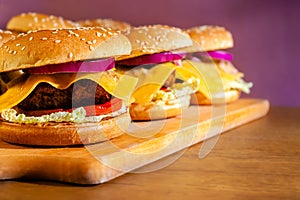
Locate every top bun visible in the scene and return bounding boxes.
[6,12,78,32]
[185,25,234,52]
[117,25,193,60]
[77,18,131,31]
[0,27,131,73]
[0,30,16,47]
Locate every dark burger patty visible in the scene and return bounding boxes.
[18,79,111,111]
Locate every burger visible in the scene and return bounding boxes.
[179,25,253,104]
[0,27,138,146]
[6,12,78,33]
[77,18,131,31]
[116,25,200,121]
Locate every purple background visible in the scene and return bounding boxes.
[0,0,299,106]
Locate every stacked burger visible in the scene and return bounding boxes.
[0,12,252,146]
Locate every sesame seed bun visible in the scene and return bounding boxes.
[6,12,78,32]
[182,25,234,52]
[0,30,16,47]
[117,25,193,60]
[0,27,131,73]
[77,18,131,31]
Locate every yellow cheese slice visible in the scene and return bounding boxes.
[132,64,176,104]
[179,60,223,99]
[180,60,248,99]
[130,62,197,104]
[0,72,137,112]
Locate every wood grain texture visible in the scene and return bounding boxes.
[0,105,299,200]
[0,99,269,185]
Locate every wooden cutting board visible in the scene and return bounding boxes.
[0,98,269,184]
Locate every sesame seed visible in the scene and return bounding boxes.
[81,38,86,41]
[52,31,58,34]
[135,39,141,43]
[21,46,26,51]
[108,31,113,36]
[3,46,7,49]
[4,30,12,34]
[15,43,21,47]
[13,51,17,55]
[100,27,107,32]
[69,52,73,58]
[53,23,58,27]
[92,39,97,44]
[29,37,33,41]
[89,45,94,51]
[96,32,102,37]
[41,37,48,41]
[102,33,106,37]
[74,33,79,37]
[33,17,38,23]
[55,40,61,43]
[86,41,93,45]
[8,50,13,54]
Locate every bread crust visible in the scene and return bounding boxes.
[0,30,16,47]
[129,95,190,121]
[117,25,193,60]
[0,27,131,73]
[77,18,131,31]
[190,90,240,105]
[185,25,234,52]
[0,113,130,146]
[6,12,78,32]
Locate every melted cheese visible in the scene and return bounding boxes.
[180,60,225,99]
[180,60,253,99]
[0,72,137,112]
[126,62,197,104]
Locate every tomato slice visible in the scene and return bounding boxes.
[79,98,122,116]
[23,98,122,117]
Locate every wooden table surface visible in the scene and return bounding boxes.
[0,106,299,200]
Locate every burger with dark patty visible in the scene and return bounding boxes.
[0,27,137,146]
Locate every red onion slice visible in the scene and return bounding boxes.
[118,52,186,66]
[207,51,233,61]
[27,58,115,74]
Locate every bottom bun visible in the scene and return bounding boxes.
[190,90,240,105]
[129,95,191,121]
[0,113,130,146]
